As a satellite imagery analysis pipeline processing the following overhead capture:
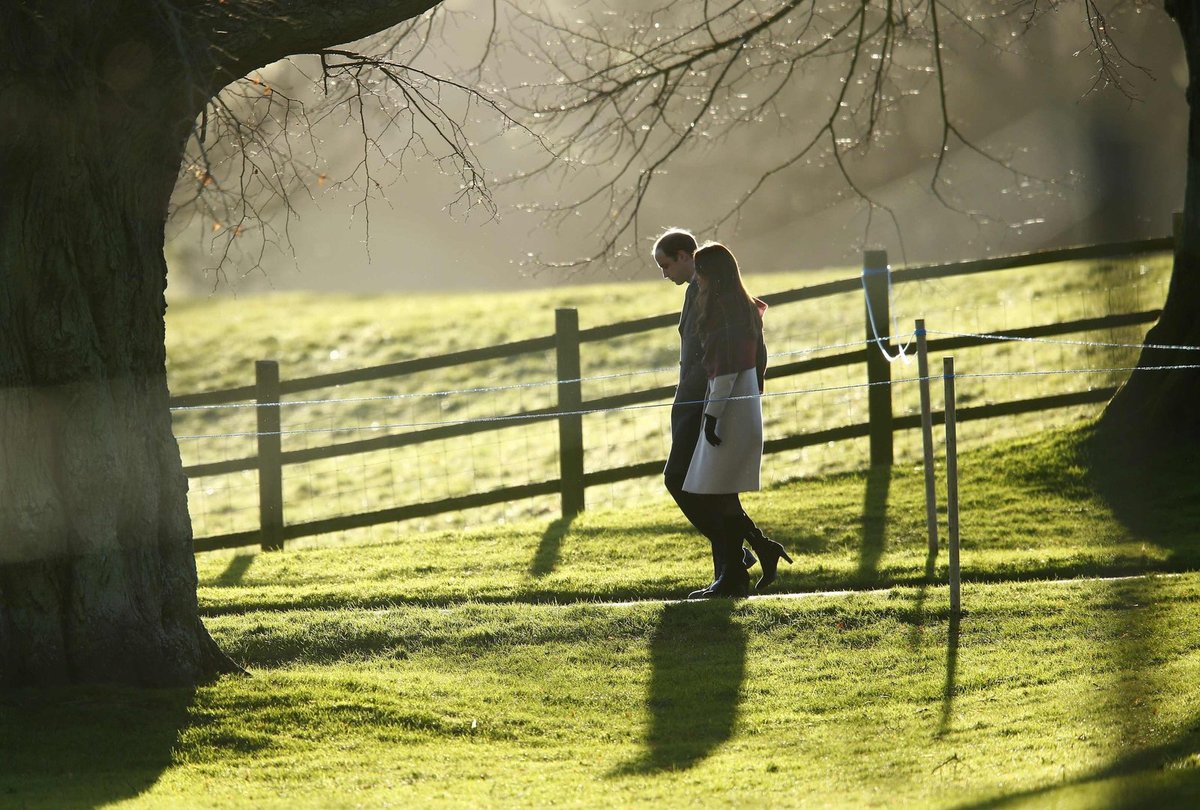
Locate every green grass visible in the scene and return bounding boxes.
[4,424,1200,808]
[166,254,1171,541]
[5,579,1200,808]
[189,423,1200,615]
[35,253,1185,807]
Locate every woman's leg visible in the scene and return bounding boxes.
[733,495,794,590]
[696,494,751,598]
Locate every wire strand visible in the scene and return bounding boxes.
[926,329,1200,352]
[173,361,1200,442]
[168,336,911,414]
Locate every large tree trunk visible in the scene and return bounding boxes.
[1101,1,1200,445]
[0,10,238,686]
[0,2,445,686]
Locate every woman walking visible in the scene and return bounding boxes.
[683,242,792,598]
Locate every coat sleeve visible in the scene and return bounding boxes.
[756,331,768,393]
[704,372,739,419]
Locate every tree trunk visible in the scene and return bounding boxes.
[0,13,238,686]
[1101,2,1200,446]
[0,0,447,689]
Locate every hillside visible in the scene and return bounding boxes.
[165,252,1171,548]
[11,256,1200,806]
[4,423,1200,808]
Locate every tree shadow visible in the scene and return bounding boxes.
[858,465,893,578]
[952,568,1196,809]
[0,686,195,808]
[528,515,576,578]
[213,553,255,586]
[1079,427,1200,561]
[953,711,1200,809]
[612,600,746,775]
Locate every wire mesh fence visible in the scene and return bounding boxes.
[173,238,1177,551]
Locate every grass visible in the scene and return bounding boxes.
[4,423,1200,808]
[13,252,1183,806]
[166,253,1171,541]
[188,423,1200,614]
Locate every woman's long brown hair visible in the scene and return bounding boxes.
[693,242,757,337]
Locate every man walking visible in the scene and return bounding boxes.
[654,228,754,596]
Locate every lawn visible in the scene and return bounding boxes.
[3,423,1200,808]
[9,250,1184,807]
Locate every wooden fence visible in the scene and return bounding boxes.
[172,235,1174,553]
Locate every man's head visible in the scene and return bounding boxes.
[653,228,697,285]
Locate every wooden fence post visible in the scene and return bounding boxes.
[863,249,893,466]
[556,308,585,519]
[256,360,284,552]
[943,356,961,615]
[916,319,939,557]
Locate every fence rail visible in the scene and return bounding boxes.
[173,235,1174,553]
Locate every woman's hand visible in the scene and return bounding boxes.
[704,414,722,446]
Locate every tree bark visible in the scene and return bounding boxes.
[0,7,240,686]
[0,1,446,687]
[1100,1,1200,446]
[196,0,444,83]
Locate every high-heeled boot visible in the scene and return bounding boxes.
[688,543,756,599]
[688,539,725,599]
[699,519,751,599]
[742,513,793,590]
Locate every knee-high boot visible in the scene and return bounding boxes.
[688,538,727,599]
[697,517,750,599]
[741,512,793,590]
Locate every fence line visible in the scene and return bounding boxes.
[180,358,1200,442]
[173,316,1200,423]
[170,335,902,415]
[173,233,1175,553]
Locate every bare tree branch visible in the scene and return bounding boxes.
[493,0,1156,273]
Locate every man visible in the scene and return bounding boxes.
[654,228,755,596]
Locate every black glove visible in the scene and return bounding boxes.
[704,414,722,446]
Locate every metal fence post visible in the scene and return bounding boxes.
[556,308,585,519]
[863,249,893,466]
[916,319,939,557]
[943,356,961,615]
[256,360,284,552]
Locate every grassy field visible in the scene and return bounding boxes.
[3,423,1200,808]
[4,252,1193,808]
[166,253,1171,543]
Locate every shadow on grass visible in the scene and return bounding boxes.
[613,600,745,776]
[938,611,960,737]
[966,423,1200,787]
[529,515,576,578]
[0,687,194,808]
[858,465,892,577]
[903,565,959,738]
[953,710,1200,809]
[1080,429,1200,561]
[199,559,1200,620]
[213,554,255,586]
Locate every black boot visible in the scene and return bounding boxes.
[741,546,757,570]
[689,542,756,599]
[697,519,751,599]
[687,539,725,599]
[706,543,750,598]
[742,513,793,590]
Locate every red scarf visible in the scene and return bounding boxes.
[701,295,767,379]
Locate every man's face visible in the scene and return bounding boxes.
[655,249,695,286]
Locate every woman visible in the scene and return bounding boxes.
[683,242,792,598]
